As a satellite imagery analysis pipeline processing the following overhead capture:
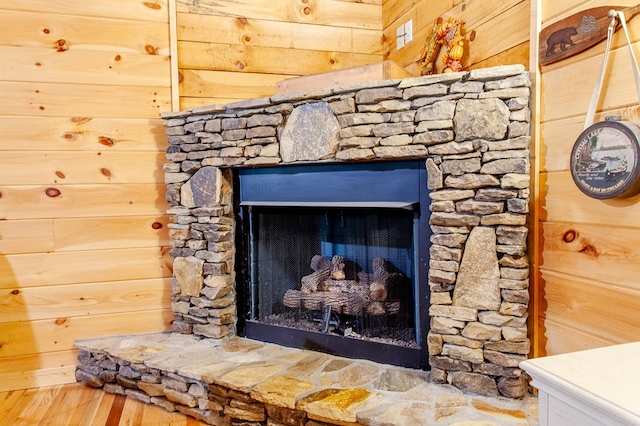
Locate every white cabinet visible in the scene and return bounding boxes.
[520,342,640,425]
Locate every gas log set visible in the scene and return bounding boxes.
[284,255,404,319]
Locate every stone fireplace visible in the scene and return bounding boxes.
[159,64,532,398]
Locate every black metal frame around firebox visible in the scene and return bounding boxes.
[234,160,431,369]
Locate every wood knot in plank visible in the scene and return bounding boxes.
[143,1,162,10]
[55,39,69,52]
[579,243,600,258]
[45,187,61,197]
[98,136,115,146]
[71,117,92,124]
[145,44,158,55]
[562,230,576,243]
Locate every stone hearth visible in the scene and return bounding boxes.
[76,64,534,423]
[76,333,538,425]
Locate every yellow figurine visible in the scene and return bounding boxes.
[418,17,467,75]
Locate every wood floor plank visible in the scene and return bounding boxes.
[0,388,32,425]
[0,390,12,409]
[93,390,117,425]
[141,401,187,425]
[78,385,107,425]
[0,389,26,419]
[38,383,78,425]
[13,384,64,425]
[0,384,212,425]
[105,394,126,426]
[10,387,47,425]
[118,396,145,425]
[65,384,98,426]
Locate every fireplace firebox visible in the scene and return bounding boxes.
[234,160,431,368]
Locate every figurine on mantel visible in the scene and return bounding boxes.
[417,16,468,75]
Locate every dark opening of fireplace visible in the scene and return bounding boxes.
[235,161,431,369]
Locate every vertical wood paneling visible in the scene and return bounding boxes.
[538,0,640,355]
[0,0,173,391]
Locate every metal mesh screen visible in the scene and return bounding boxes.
[247,206,417,347]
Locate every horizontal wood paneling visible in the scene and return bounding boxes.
[54,215,170,251]
[0,1,173,392]
[0,46,170,87]
[177,0,382,30]
[1,278,172,323]
[383,0,530,75]
[0,220,55,255]
[541,106,640,172]
[0,351,78,392]
[178,12,383,55]
[0,183,167,220]
[1,351,77,377]
[472,42,530,70]
[180,69,288,100]
[465,1,531,67]
[0,10,170,54]
[0,117,167,152]
[0,247,172,289]
[0,310,174,358]
[541,222,640,291]
[0,365,77,394]
[541,0,635,25]
[538,0,640,356]
[0,152,165,185]
[180,97,234,110]
[543,317,615,355]
[382,0,422,29]
[541,40,640,122]
[178,41,381,76]
[0,82,170,119]
[175,0,383,108]
[541,171,640,225]
[0,0,169,22]
[540,270,640,342]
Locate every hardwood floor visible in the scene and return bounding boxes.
[0,383,210,425]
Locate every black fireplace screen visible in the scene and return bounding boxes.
[248,206,416,347]
[235,161,430,368]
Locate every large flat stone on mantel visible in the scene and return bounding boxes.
[76,332,538,425]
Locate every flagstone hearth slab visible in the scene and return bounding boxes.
[75,332,538,425]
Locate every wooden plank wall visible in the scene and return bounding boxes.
[175,0,385,110]
[382,0,531,75]
[8,0,633,394]
[538,0,640,356]
[0,0,174,391]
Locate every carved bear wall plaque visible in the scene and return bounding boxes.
[539,5,640,66]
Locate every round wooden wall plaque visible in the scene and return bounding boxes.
[570,120,640,199]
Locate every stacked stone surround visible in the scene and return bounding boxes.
[158,64,532,399]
